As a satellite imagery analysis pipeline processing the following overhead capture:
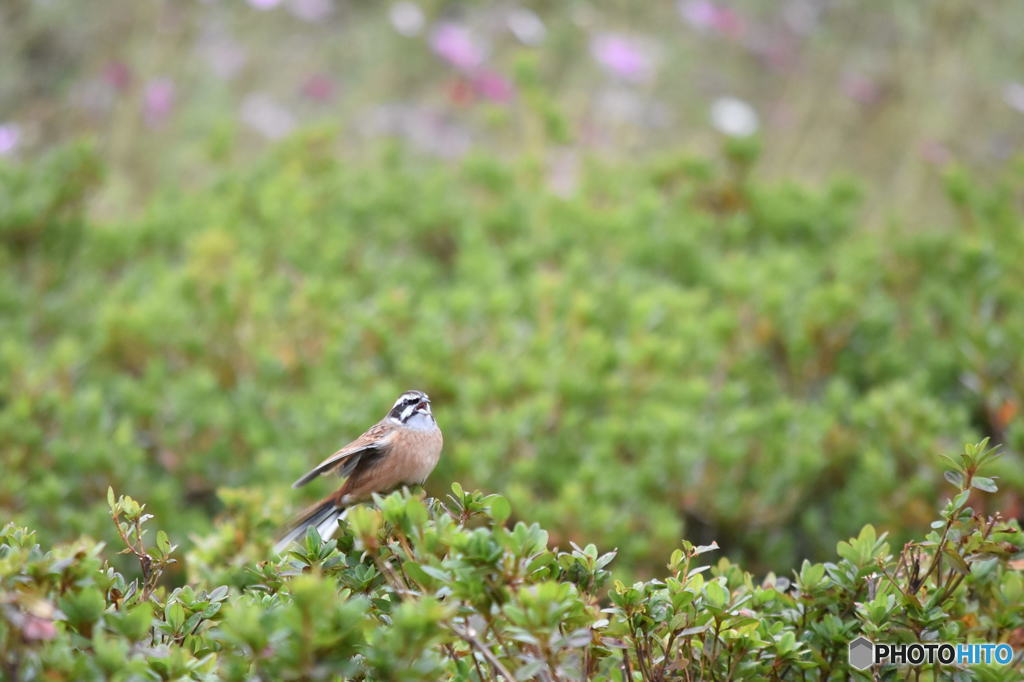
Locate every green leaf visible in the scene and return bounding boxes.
[703,581,728,609]
[775,630,797,655]
[402,561,434,587]
[485,494,511,525]
[679,624,710,637]
[405,496,429,527]
[60,587,106,630]
[694,542,720,556]
[899,590,922,610]
[304,526,323,554]
[514,659,546,680]
[418,565,450,582]
[943,548,970,576]
[1001,571,1023,604]
[208,586,229,602]
[970,476,998,493]
[111,602,153,641]
[183,611,204,635]
[156,530,171,555]
[165,602,185,632]
[836,540,856,563]
[798,560,826,590]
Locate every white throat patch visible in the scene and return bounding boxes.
[402,411,436,431]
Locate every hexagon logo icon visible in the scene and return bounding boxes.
[848,636,874,671]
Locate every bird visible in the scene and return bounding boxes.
[273,390,443,553]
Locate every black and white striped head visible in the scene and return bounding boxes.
[387,390,433,426]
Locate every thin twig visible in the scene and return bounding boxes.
[448,624,516,682]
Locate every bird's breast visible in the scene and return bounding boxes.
[391,426,442,485]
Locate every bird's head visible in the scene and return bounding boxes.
[388,390,434,426]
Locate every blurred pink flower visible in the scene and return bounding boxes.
[143,79,175,127]
[471,69,514,102]
[103,61,133,91]
[389,2,425,37]
[590,34,655,83]
[841,74,882,106]
[711,7,743,38]
[288,0,332,22]
[21,616,57,642]
[749,35,796,71]
[0,123,21,156]
[678,1,744,39]
[679,0,718,31]
[430,23,485,71]
[302,73,336,102]
[446,77,475,106]
[247,0,281,9]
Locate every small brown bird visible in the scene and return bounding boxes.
[273,390,443,552]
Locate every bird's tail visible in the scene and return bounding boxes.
[273,495,345,554]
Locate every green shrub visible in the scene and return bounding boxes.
[0,142,102,256]
[0,441,1021,679]
[1,139,1023,579]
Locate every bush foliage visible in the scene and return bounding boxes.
[2,139,1023,579]
[1,440,1021,680]
[1,139,1023,678]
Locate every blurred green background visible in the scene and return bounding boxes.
[2,0,1023,580]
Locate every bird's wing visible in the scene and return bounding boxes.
[291,421,395,488]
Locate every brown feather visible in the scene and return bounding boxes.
[330,426,443,506]
[277,391,443,553]
[291,421,396,488]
